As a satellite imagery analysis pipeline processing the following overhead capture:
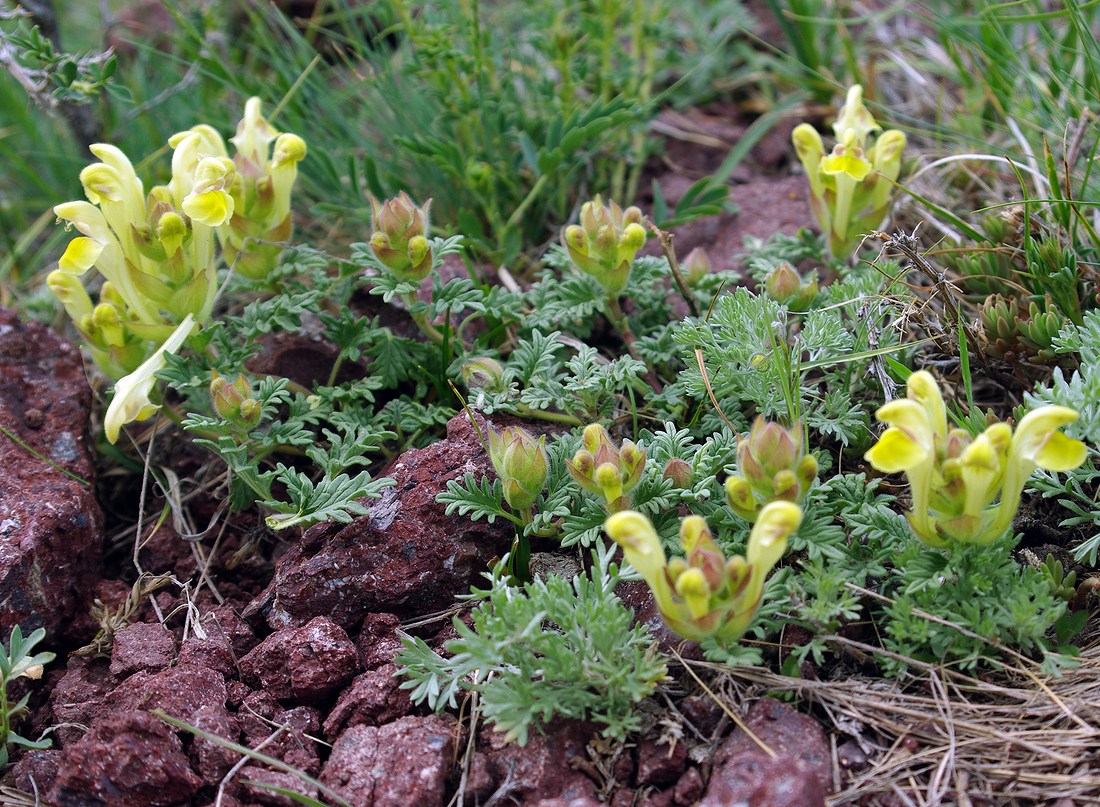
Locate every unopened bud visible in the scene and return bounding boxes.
[662,458,693,489]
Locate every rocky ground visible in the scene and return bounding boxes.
[0,105,851,807]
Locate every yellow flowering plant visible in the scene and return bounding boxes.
[724,418,818,521]
[791,85,906,258]
[49,98,306,443]
[562,195,647,298]
[604,502,801,644]
[566,423,647,513]
[864,370,1087,547]
[170,97,307,280]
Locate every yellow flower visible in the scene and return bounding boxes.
[865,372,1087,546]
[104,315,196,443]
[791,84,906,258]
[171,98,308,280]
[605,503,800,644]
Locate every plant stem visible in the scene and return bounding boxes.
[514,404,583,427]
[644,218,700,317]
[606,295,660,392]
[400,291,446,344]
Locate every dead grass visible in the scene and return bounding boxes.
[691,624,1100,806]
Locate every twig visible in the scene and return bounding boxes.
[644,218,700,318]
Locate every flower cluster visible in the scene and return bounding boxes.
[562,195,646,296]
[567,424,646,512]
[369,192,433,283]
[171,97,307,280]
[792,85,906,258]
[864,371,1087,547]
[487,425,549,513]
[605,503,801,643]
[49,98,306,443]
[725,418,818,521]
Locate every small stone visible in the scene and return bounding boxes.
[189,703,241,783]
[239,616,359,704]
[110,621,177,677]
[698,698,832,807]
[356,612,404,670]
[48,711,202,806]
[110,663,228,725]
[322,663,414,740]
[636,738,687,786]
[12,748,60,795]
[178,631,237,677]
[672,767,704,805]
[23,408,44,429]
[321,715,457,807]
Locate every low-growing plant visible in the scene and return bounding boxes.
[792,85,906,259]
[396,542,668,746]
[0,626,54,768]
[865,370,1087,547]
[604,502,801,645]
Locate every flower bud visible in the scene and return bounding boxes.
[210,371,262,428]
[460,357,506,391]
[681,247,712,287]
[488,425,548,511]
[562,195,646,297]
[662,458,693,489]
[726,418,817,520]
[369,193,434,282]
[567,423,647,511]
[763,261,818,309]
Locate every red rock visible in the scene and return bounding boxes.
[320,715,458,807]
[678,693,724,737]
[109,621,177,677]
[12,748,60,795]
[110,663,229,724]
[356,611,404,670]
[635,738,688,786]
[48,711,202,806]
[239,616,359,704]
[0,308,103,642]
[243,413,513,630]
[699,698,832,807]
[238,692,322,776]
[189,702,242,782]
[47,657,118,746]
[238,764,320,806]
[208,603,261,658]
[532,799,603,807]
[673,767,704,805]
[637,790,675,807]
[464,720,599,805]
[322,663,414,739]
[179,630,237,677]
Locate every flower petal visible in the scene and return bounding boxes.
[104,315,196,443]
[183,189,235,227]
[1034,431,1088,472]
[58,237,104,274]
[865,426,929,473]
[604,511,668,592]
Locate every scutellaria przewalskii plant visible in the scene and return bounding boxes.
[792,84,906,258]
[48,97,306,442]
[864,370,1087,547]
